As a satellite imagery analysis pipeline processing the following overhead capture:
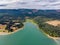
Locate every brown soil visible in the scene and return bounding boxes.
[46,20,60,26]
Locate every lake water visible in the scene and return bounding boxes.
[0,22,59,45]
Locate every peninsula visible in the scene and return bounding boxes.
[0,15,24,35]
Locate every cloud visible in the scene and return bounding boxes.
[0,4,7,6]
[0,0,19,4]
[0,0,60,9]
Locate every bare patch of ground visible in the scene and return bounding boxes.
[46,20,60,26]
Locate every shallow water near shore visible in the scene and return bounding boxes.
[0,22,59,45]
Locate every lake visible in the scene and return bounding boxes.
[0,21,58,45]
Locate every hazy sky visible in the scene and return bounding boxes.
[0,0,60,9]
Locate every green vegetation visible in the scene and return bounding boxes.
[0,9,60,37]
[0,14,60,37]
[33,16,60,37]
[0,15,24,32]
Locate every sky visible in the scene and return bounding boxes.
[0,0,60,9]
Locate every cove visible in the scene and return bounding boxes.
[0,21,58,45]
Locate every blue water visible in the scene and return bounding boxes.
[0,22,57,45]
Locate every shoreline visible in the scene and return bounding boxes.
[0,19,60,40]
[0,19,39,35]
[39,28,60,40]
[0,27,23,35]
[40,28,60,40]
[26,19,60,40]
[47,34,60,40]
[9,27,23,35]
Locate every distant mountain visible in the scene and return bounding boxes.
[0,9,60,19]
